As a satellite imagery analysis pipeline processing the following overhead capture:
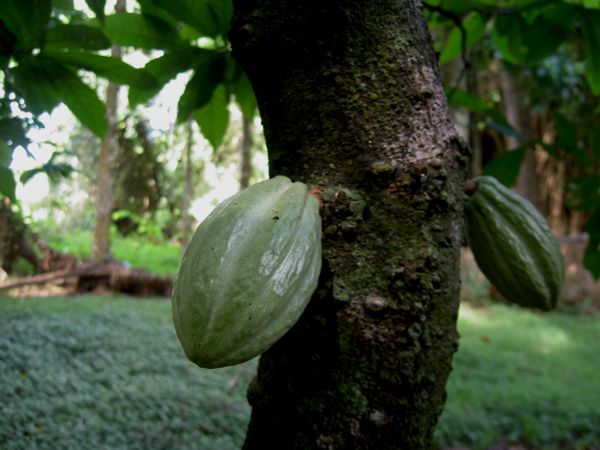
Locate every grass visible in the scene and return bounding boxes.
[435,303,600,449]
[45,228,182,277]
[1,296,599,449]
[0,296,255,450]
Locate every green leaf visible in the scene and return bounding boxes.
[85,0,106,22]
[209,0,233,37]
[12,58,62,115]
[482,148,526,187]
[232,70,256,121]
[177,55,225,122]
[103,12,185,49]
[146,0,220,37]
[0,142,13,167]
[194,83,230,150]
[591,128,600,160]
[492,11,569,66]
[553,113,588,163]
[579,10,600,95]
[440,12,487,64]
[12,57,107,137]
[583,207,600,279]
[0,166,17,203]
[41,50,158,89]
[567,176,600,211]
[0,0,52,51]
[128,47,205,106]
[0,118,30,149]
[44,24,111,51]
[53,0,75,10]
[447,89,513,130]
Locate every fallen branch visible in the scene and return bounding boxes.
[0,261,173,297]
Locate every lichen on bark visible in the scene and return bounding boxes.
[230,1,469,448]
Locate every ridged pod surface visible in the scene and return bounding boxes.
[172,176,322,368]
[465,176,564,310]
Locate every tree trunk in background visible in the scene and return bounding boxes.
[499,64,545,213]
[239,116,253,190]
[181,119,194,248]
[231,1,469,448]
[93,0,125,261]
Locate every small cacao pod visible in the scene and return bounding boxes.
[172,176,322,368]
[464,176,564,310]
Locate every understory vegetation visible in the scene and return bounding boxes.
[1,296,598,450]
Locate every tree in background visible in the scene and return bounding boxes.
[94,0,126,261]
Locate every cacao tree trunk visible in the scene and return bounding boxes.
[230,1,469,448]
[93,0,125,261]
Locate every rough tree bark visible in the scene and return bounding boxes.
[230,1,469,448]
[93,0,125,261]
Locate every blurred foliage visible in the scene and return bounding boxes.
[426,0,600,277]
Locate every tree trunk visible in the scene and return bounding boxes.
[181,118,194,248]
[239,115,253,190]
[93,0,125,261]
[230,1,469,448]
[498,64,545,213]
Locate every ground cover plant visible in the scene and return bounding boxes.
[0,296,598,449]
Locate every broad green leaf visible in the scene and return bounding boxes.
[591,128,600,160]
[136,0,179,27]
[482,148,526,187]
[440,12,487,64]
[41,50,158,89]
[553,113,588,163]
[129,47,207,105]
[0,142,13,167]
[12,57,106,137]
[85,0,106,22]
[583,207,600,279]
[232,71,256,121]
[492,12,568,66]
[579,10,600,95]
[581,0,600,9]
[44,24,111,50]
[194,84,230,150]
[0,166,17,203]
[177,55,225,122]
[0,118,30,149]
[103,12,185,49]
[20,161,75,185]
[147,0,220,37]
[567,176,600,211]
[447,89,512,128]
[53,0,75,10]
[0,0,52,51]
[209,0,233,37]
[12,58,62,115]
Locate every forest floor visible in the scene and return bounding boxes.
[0,295,598,450]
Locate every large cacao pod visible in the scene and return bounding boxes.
[464,176,564,310]
[172,176,322,368]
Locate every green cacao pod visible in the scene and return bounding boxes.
[172,176,322,368]
[464,176,564,310]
